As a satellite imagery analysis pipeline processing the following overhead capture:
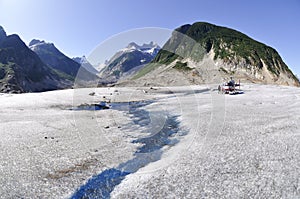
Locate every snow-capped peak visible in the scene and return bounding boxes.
[120,41,161,55]
[28,39,49,47]
[127,42,140,49]
[28,39,57,52]
[140,41,159,50]
[73,55,89,64]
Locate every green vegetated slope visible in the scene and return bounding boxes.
[135,22,299,86]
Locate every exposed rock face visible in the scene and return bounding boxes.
[133,22,299,87]
[0,26,7,41]
[0,29,70,93]
[99,42,160,83]
[29,39,80,78]
[72,56,99,75]
[29,39,99,82]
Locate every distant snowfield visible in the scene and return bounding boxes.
[0,84,299,198]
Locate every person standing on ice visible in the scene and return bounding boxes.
[228,76,235,87]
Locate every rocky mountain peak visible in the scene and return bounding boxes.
[127,42,139,49]
[28,39,45,46]
[0,28,70,93]
[72,55,99,74]
[98,41,161,83]
[29,39,55,48]
[140,41,159,49]
[126,41,160,51]
[0,26,7,41]
[28,39,60,57]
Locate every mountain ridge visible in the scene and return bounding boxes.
[0,28,70,93]
[29,39,99,82]
[99,42,161,83]
[72,56,99,75]
[1,22,299,93]
[132,22,299,87]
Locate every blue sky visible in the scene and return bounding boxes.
[0,0,299,75]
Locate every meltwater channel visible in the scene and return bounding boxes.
[70,101,187,199]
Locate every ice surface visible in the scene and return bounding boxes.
[0,84,299,198]
[70,101,184,198]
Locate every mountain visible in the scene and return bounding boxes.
[29,39,98,82]
[0,26,6,40]
[95,61,109,72]
[99,42,160,83]
[72,56,99,75]
[0,26,70,93]
[132,22,299,87]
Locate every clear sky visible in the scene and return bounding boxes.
[0,0,299,75]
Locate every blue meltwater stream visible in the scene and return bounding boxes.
[70,101,186,199]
